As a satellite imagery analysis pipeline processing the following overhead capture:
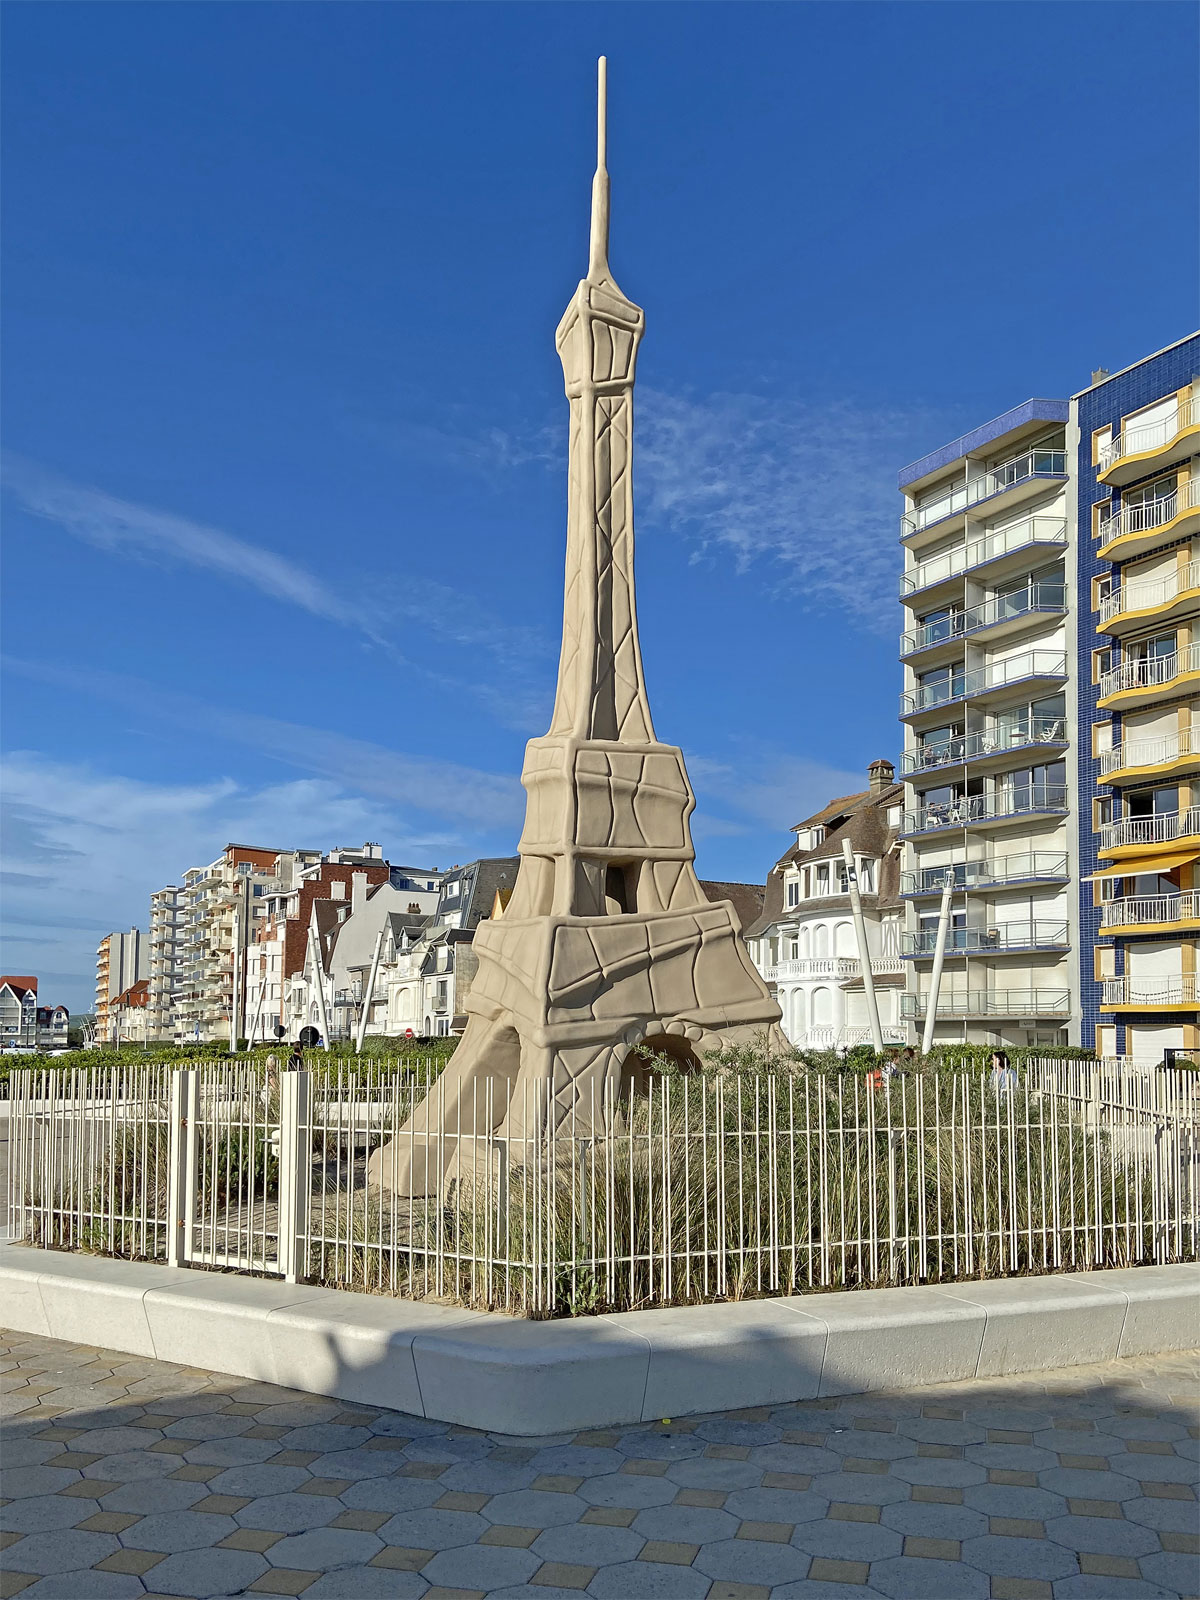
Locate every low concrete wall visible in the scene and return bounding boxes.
[1,1243,1196,1434]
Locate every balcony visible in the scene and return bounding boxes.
[901,988,1071,1019]
[901,651,1068,720]
[902,922,1070,957]
[901,516,1067,602]
[1100,892,1200,934]
[901,582,1067,662]
[903,785,1068,838]
[1099,727,1200,784]
[1098,396,1200,486]
[902,717,1067,777]
[1098,559,1200,635]
[1097,643,1200,709]
[1098,806,1200,857]
[1101,975,1198,1010]
[766,957,905,982]
[1096,478,1200,560]
[902,448,1068,541]
[901,853,1069,897]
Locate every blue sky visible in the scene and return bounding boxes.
[3,2,1196,1012]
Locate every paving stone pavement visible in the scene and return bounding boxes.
[1,1330,1197,1599]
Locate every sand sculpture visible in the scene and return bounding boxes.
[368,59,782,1194]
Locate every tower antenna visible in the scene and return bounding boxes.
[588,56,610,280]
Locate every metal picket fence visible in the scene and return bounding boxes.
[7,1057,1198,1316]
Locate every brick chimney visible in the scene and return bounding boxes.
[868,758,895,794]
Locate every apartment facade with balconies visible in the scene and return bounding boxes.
[1079,335,1200,1063]
[897,402,1077,1046]
[746,762,907,1050]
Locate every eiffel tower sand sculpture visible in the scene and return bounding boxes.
[368,60,783,1195]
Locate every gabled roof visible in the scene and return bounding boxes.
[1,975,38,997]
[700,879,765,932]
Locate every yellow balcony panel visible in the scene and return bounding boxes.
[1100,891,1200,937]
[1098,728,1200,785]
[1096,477,1200,561]
[1097,810,1200,860]
[1100,976,1198,1012]
[1096,643,1200,711]
[1098,397,1200,487]
[1097,559,1200,637]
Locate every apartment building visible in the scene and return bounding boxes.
[0,977,38,1049]
[897,402,1077,1047]
[172,845,283,1042]
[746,763,907,1049]
[147,886,185,1041]
[1078,335,1200,1063]
[94,930,148,1045]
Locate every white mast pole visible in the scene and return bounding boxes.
[308,925,332,1051]
[922,871,956,1056]
[355,926,386,1055]
[842,839,884,1053]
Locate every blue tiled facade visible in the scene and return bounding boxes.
[1073,335,1200,1052]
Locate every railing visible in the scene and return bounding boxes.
[902,922,1070,956]
[902,651,1067,716]
[901,853,1069,895]
[902,516,1066,596]
[767,956,905,981]
[904,784,1068,834]
[1099,727,1198,777]
[8,1059,1197,1316]
[1098,559,1200,625]
[1101,892,1200,929]
[1102,976,1199,1007]
[901,582,1066,657]
[901,989,1071,1017]
[1099,806,1200,852]
[1099,643,1200,700]
[1100,396,1199,471]
[903,717,1066,774]
[902,449,1067,536]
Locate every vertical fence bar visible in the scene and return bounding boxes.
[277,1070,311,1283]
[165,1068,195,1269]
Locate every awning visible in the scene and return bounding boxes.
[1083,847,1200,882]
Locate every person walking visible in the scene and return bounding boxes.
[287,1041,304,1072]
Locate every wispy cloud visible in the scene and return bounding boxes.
[689,750,869,834]
[635,389,936,627]
[3,656,526,831]
[0,751,476,1013]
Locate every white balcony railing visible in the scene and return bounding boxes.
[901,988,1071,1018]
[766,956,905,982]
[904,784,1068,835]
[901,581,1067,657]
[1097,477,1200,545]
[902,516,1066,596]
[1099,397,1199,472]
[902,651,1067,716]
[1098,559,1200,625]
[1101,892,1200,929]
[902,448,1067,536]
[904,716,1066,774]
[900,853,1069,895]
[1101,975,1198,1007]
[1098,806,1200,852]
[1098,643,1200,700]
[902,922,1070,956]
[1099,727,1198,777]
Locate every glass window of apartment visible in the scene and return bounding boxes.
[918,722,963,765]
[786,878,800,908]
[1000,760,1066,811]
[916,604,964,646]
[814,862,831,894]
[992,693,1066,749]
[1127,631,1177,663]
[918,662,965,706]
[1127,786,1178,819]
[858,859,875,892]
[919,909,968,948]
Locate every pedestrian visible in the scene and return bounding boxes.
[988,1049,1017,1091]
[900,1047,917,1073]
[287,1041,304,1071]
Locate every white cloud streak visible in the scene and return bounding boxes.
[635,389,934,628]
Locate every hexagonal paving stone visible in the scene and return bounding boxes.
[0,1494,101,1533]
[305,1447,404,1479]
[376,1506,490,1548]
[632,1503,738,1544]
[277,1424,373,1453]
[663,1456,762,1491]
[752,1443,841,1476]
[4,1528,120,1574]
[870,1554,991,1597]
[182,1435,281,1466]
[162,1412,255,1440]
[0,1465,81,1499]
[433,1458,538,1495]
[72,1426,163,1455]
[233,1490,343,1533]
[99,1477,210,1514]
[1039,1467,1141,1500]
[207,1463,311,1497]
[694,1535,811,1585]
[879,1498,988,1541]
[791,1517,902,1562]
[888,1456,987,1487]
[264,1526,385,1569]
[120,1509,237,1551]
[587,1559,713,1597]
[144,1545,269,1596]
[529,1444,624,1477]
[1,1439,64,1468]
[1123,1493,1200,1534]
[809,1470,909,1506]
[1108,1450,1197,1484]
[1051,1576,1178,1599]
[481,1490,589,1527]
[404,1433,495,1464]
[1044,1513,1161,1558]
[723,1487,829,1525]
[422,1541,540,1589]
[338,1476,445,1515]
[577,1472,678,1508]
[962,1531,1081,1582]
[694,1419,781,1447]
[531,1520,644,1565]
[615,1431,705,1461]
[15,1571,148,1599]
[963,1482,1068,1520]
[302,1568,430,1598]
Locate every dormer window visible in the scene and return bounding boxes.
[786,878,800,908]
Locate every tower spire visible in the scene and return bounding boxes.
[588,56,610,282]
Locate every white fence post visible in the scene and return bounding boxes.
[277,1070,311,1284]
[165,1069,196,1269]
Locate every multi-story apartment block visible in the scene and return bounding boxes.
[0,977,39,1049]
[897,403,1077,1047]
[172,845,282,1042]
[95,930,148,1045]
[148,885,185,1041]
[36,1004,69,1051]
[746,763,907,1049]
[1078,335,1200,1063]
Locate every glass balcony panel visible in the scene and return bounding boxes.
[902,516,1067,595]
[901,652,1067,716]
[902,921,1069,955]
[904,716,1067,774]
[902,449,1067,537]
[901,988,1071,1018]
[904,783,1068,835]
[902,580,1066,656]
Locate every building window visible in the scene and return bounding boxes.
[786,879,799,908]
[1093,648,1112,684]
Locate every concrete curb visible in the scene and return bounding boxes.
[1,1243,1196,1434]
